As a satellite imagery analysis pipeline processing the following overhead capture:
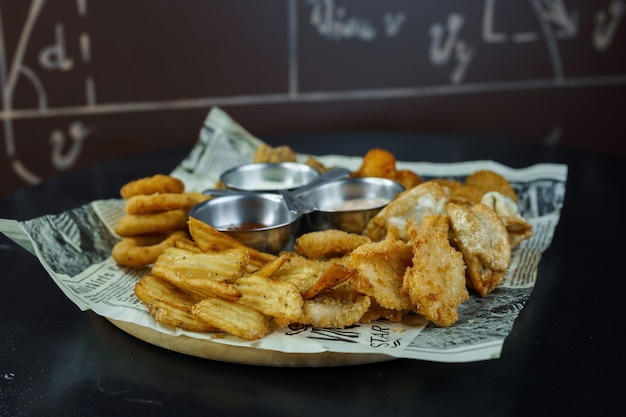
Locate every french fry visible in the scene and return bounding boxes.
[192,297,272,340]
[148,299,219,333]
[234,275,304,322]
[154,247,248,282]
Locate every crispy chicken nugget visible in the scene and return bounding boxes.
[349,234,414,311]
[447,202,512,297]
[352,148,421,190]
[293,229,371,260]
[402,216,468,327]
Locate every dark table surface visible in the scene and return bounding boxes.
[1,132,624,416]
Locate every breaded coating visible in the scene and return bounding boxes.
[253,143,297,163]
[402,216,468,327]
[481,191,533,248]
[465,170,518,202]
[349,234,414,311]
[294,229,371,260]
[364,181,449,241]
[447,202,512,297]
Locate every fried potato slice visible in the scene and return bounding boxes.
[296,288,371,329]
[481,191,533,248]
[234,275,304,322]
[147,299,219,333]
[151,263,242,302]
[364,181,449,241]
[187,217,276,266]
[465,170,518,202]
[192,297,272,340]
[134,274,218,333]
[447,202,512,297]
[174,237,203,253]
[293,229,371,260]
[301,263,357,300]
[349,234,414,311]
[154,247,248,282]
[253,253,290,277]
[272,253,326,293]
[134,273,204,306]
[402,216,468,327]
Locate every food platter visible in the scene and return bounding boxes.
[107,318,396,367]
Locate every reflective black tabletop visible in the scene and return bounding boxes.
[1,132,624,416]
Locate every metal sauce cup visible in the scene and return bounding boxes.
[189,193,300,253]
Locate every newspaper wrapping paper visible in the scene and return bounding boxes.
[0,107,567,363]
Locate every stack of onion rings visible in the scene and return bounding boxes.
[112,174,209,267]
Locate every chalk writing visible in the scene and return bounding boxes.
[1,0,624,192]
[593,0,625,51]
[429,13,475,84]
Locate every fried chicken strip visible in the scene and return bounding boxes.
[402,216,468,327]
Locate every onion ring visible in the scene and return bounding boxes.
[114,209,189,237]
[124,192,210,215]
[120,174,185,199]
[112,231,190,267]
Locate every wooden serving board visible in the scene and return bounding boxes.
[108,319,395,367]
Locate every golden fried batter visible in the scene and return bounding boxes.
[364,181,449,241]
[253,143,297,163]
[352,148,421,190]
[481,191,533,248]
[349,234,414,311]
[465,170,518,202]
[447,202,512,297]
[294,229,371,260]
[402,216,468,327]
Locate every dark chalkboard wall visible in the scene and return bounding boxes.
[1,0,625,195]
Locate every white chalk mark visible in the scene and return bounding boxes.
[530,0,564,81]
[483,0,508,43]
[80,33,90,63]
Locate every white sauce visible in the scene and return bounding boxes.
[328,197,390,211]
[245,180,291,190]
